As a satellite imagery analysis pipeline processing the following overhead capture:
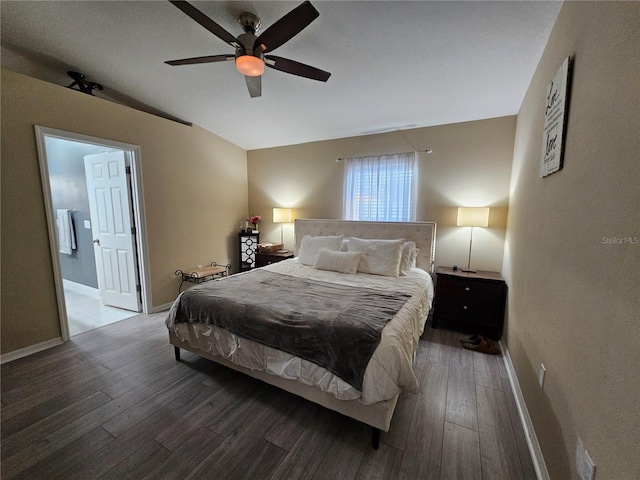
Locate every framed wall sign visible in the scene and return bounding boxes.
[540,56,572,178]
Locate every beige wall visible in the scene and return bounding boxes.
[248,116,515,272]
[1,70,248,354]
[503,2,639,479]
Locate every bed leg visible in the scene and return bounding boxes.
[372,428,380,450]
[174,346,181,361]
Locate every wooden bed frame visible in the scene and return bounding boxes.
[170,219,437,448]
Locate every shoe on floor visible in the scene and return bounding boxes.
[463,338,501,355]
[460,334,483,345]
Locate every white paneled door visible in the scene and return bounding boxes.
[84,151,141,312]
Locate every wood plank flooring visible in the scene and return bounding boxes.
[1,312,537,479]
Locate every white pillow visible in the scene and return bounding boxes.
[411,248,420,268]
[348,237,405,277]
[313,248,362,274]
[399,241,417,275]
[297,235,343,266]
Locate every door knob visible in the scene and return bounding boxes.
[93,238,100,245]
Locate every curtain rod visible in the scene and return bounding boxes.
[336,149,432,162]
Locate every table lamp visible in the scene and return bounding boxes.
[457,207,490,273]
[273,208,292,247]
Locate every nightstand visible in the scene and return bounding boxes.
[256,251,294,267]
[432,267,507,340]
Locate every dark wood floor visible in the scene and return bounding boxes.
[1,312,537,480]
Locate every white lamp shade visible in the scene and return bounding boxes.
[273,208,292,223]
[457,207,490,227]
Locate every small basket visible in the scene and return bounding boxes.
[258,243,283,253]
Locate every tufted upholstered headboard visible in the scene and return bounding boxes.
[294,219,437,272]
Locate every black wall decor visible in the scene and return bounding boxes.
[67,71,104,95]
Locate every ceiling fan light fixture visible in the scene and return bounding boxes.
[236,55,265,76]
[167,1,330,97]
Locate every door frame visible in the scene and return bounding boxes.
[35,126,151,341]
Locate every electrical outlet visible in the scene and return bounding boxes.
[197,264,202,269]
[538,363,546,388]
[576,437,596,480]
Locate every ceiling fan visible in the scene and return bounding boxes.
[165,0,331,98]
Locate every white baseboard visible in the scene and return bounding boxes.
[151,302,173,313]
[1,337,64,364]
[500,340,550,480]
[63,279,100,299]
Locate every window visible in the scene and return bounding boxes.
[343,152,418,222]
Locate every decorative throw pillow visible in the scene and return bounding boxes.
[313,248,362,274]
[298,235,343,266]
[348,237,405,277]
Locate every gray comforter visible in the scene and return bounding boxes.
[172,270,410,390]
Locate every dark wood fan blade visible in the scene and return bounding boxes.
[165,54,234,66]
[169,1,240,48]
[265,55,330,82]
[245,75,262,98]
[255,1,319,53]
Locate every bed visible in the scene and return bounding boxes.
[166,219,437,448]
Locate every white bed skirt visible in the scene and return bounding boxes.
[169,331,400,432]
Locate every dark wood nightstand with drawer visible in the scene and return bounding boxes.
[256,250,294,267]
[432,267,507,340]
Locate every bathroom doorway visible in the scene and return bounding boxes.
[35,126,151,339]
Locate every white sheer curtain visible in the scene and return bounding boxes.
[343,151,418,222]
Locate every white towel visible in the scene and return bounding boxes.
[57,209,76,255]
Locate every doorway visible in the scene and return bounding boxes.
[35,126,151,340]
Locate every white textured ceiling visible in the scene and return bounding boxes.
[1,1,561,150]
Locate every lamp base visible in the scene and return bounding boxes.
[461,268,477,273]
